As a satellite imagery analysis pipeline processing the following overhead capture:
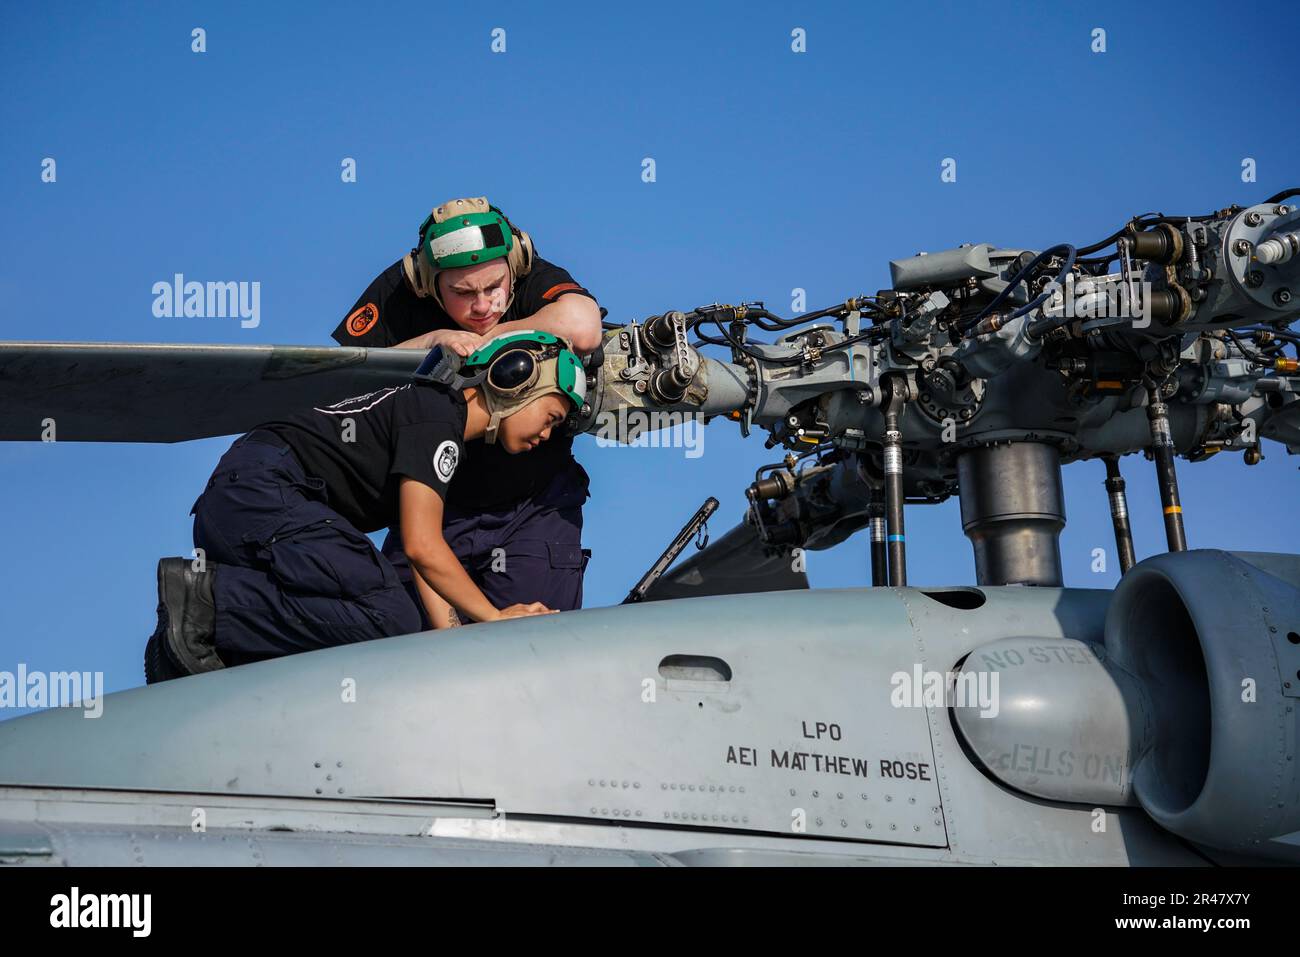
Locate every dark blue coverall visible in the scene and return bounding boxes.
[380,458,590,629]
[190,431,421,664]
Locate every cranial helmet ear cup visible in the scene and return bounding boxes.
[491,205,533,281]
[402,249,440,300]
[484,347,542,397]
[508,226,534,278]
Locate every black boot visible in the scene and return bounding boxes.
[143,630,184,684]
[145,558,224,681]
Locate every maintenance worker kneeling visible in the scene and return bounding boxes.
[144,331,587,682]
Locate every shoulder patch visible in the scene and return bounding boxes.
[541,282,582,301]
[433,440,460,483]
[345,302,380,337]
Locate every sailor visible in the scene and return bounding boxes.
[144,332,588,682]
[331,197,601,624]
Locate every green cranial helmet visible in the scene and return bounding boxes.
[405,196,534,312]
[460,331,587,445]
[418,197,514,271]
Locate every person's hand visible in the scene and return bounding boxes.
[428,328,486,357]
[496,602,557,620]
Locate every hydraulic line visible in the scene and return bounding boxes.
[961,244,1077,332]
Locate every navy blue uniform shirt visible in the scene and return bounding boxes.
[260,383,467,533]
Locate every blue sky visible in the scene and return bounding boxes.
[1,0,1297,713]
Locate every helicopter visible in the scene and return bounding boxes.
[0,189,1297,866]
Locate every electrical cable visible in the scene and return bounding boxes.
[1223,328,1274,366]
[1264,188,1300,205]
[960,244,1076,332]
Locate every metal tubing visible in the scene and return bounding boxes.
[1146,388,1188,552]
[883,397,907,587]
[868,494,888,587]
[1103,456,1137,573]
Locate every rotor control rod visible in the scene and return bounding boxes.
[1146,387,1188,553]
[868,492,888,587]
[1103,456,1137,574]
[882,378,908,587]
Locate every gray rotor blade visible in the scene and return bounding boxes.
[641,519,809,601]
[0,342,423,443]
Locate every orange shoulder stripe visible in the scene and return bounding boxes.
[541,282,582,301]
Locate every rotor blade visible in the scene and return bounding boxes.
[0,342,423,442]
[640,519,809,601]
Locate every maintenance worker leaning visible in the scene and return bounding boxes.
[332,197,601,625]
[144,332,588,682]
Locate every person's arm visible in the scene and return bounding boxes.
[388,295,602,354]
[490,294,602,354]
[390,328,483,354]
[399,477,553,623]
[414,569,461,630]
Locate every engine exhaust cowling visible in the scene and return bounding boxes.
[1106,550,1300,862]
[954,550,1300,863]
